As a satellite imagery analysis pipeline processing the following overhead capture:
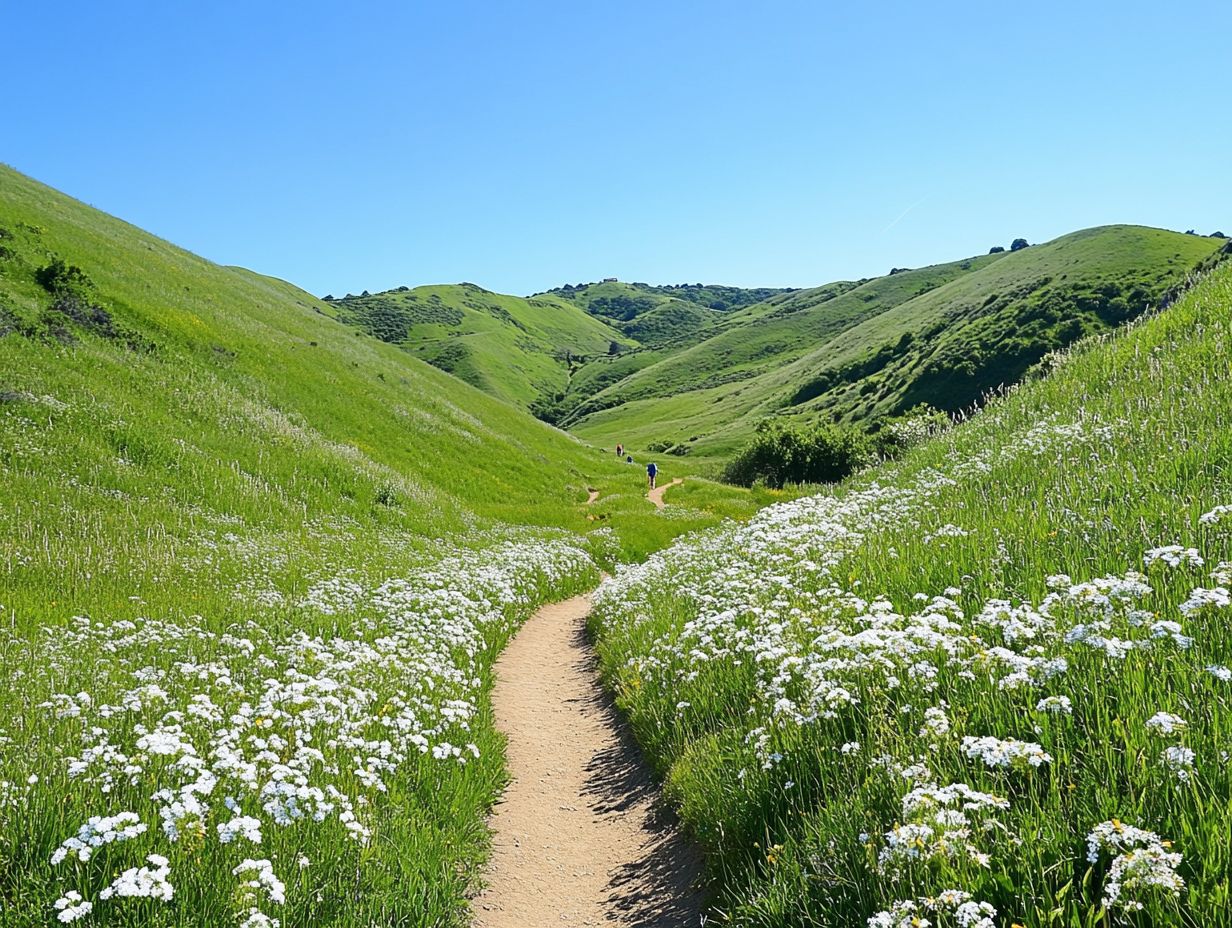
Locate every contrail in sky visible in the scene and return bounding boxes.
[880,196,929,234]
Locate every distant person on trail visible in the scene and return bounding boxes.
[626,455,634,464]
[616,443,624,458]
[647,461,658,489]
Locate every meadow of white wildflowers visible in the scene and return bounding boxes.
[0,528,597,927]
[590,266,1232,926]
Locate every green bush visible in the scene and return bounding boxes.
[35,257,92,296]
[723,420,871,487]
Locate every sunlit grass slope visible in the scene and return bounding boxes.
[325,284,632,408]
[0,165,767,927]
[570,228,1224,463]
[590,261,1232,926]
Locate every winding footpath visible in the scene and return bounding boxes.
[646,477,683,510]
[472,590,706,927]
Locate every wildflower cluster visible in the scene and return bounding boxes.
[591,404,1227,923]
[7,534,595,924]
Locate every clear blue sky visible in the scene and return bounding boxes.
[6,1,1230,296]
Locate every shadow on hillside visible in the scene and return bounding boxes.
[572,621,711,927]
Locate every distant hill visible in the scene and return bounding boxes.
[324,284,632,408]
[537,280,794,347]
[564,227,1227,461]
[317,232,1227,476]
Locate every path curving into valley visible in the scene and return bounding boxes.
[472,593,706,927]
[646,477,683,510]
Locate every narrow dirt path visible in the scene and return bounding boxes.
[473,594,706,927]
[586,489,600,505]
[646,477,683,510]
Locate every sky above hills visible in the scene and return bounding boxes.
[6,0,1230,297]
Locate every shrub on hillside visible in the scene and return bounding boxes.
[870,404,951,457]
[1010,237,1030,251]
[723,420,872,488]
[35,257,92,296]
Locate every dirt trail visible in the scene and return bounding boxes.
[586,489,600,505]
[646,477,683,510]
[473,594,706,927]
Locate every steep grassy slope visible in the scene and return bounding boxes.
[591,261,1232,926]
[0,166,770,927]
[325,284,631,408]
[570,227,1225,462]
[566,256,1004,420]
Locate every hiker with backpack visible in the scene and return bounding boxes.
[647,461,657,489]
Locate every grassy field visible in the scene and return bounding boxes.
[0,165,769,927]
[589,260,1232,925]
[568,228,1226,464]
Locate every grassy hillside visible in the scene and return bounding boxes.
[325,284,632,408]
[569,227,1225,462]
[565,256,1003,421]
[539,280,793,348]
[0,166,770,927]
[539,278,871,426]
[591,260,1232,926]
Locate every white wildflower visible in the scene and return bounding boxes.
[53,891,93,923]
[1035,695,1073,714]
[960,735,1051,769]
[1145,712,1187,736]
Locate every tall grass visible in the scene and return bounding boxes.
[590,264,1232,926]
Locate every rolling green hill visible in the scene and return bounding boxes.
[566,227,1226,462]
[538,280,794,347]
[325,283,632,408]
[0,164,770,602]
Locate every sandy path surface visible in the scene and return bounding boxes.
[472,594,706,927]
[646,478,683,509]
[586,489,600,504]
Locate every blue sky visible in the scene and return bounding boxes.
[6,1,1230,296]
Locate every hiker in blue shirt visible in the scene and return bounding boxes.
[647,461,657,490]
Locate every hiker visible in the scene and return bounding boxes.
[616,443,623,458]
[647,461,657,489]
[625,455,633,464]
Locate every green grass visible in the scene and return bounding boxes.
[589,260,1232,925]
[568,228,1225,464]
[0,165,766,927]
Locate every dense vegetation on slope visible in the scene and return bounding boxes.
[530,280,792,350]
[325,284,631,408]
[568,227,1226,462]
[591,262,1232,925]
[0,166,768,927]
[541,280,793,320]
